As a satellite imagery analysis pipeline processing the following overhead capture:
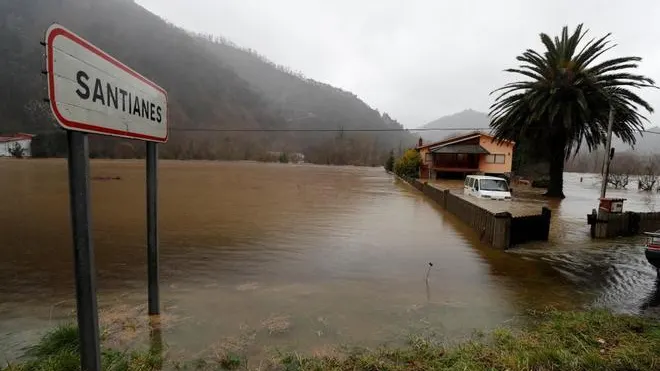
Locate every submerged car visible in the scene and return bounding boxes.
[464,175,512,200]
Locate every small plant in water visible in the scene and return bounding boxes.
[425,262,433,282]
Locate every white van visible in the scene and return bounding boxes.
[464,175,512,200]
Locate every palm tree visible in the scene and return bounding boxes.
[490,24,655,198]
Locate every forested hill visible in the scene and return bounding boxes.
[0,0,413,164]
[415,109,490,143]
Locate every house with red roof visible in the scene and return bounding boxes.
[416,131,515,179]
[0,133,34,157]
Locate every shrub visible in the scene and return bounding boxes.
[531,177,549,188]
[384,150,395,172]
[394,149,421,178]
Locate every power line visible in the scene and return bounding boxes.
[167,127,660,134]
[168,127,489,132]
[19,127,660,135]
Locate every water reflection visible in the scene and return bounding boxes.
[425,262,432,303]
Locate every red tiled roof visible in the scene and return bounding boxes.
[0,133,34,143]
[416,131,514,150]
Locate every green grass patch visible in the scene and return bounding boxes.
[3,310,659,370]
[275,310,660,371]
[3,324,162,371]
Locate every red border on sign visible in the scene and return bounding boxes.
[46,24,168,143]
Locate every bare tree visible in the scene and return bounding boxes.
[608,173,629,189]
[606,152,640,189]
[638,155,659,191]
[8,143,25,158]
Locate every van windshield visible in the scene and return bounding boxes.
[479,179,509,192]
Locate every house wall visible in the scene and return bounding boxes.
[418,147,431,179]
[478,137,513,174]
[0,139,32,157]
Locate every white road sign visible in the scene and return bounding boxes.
[46,24,168,142]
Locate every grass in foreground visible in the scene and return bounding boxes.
[3,310,659,371]
[2,324,162,371]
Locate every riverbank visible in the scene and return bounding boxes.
[4,310,659,371]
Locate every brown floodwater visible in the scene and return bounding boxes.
[0,160,658,361]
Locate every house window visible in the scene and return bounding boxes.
[486,154,506,164]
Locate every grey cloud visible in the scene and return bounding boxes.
[136,0,660,128]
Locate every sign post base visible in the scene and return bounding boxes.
[147,142,159,315]
[66,130,101,371]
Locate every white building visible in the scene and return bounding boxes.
[0,134,34,157]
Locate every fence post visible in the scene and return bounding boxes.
[541,207,552,241]
[589,209,597,238]
[595,209,611,238]
[493,212,512,249]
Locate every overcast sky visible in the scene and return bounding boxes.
[135,0,660,128]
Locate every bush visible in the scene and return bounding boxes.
[394,149,421,178]
[531,177,549,188]
[384,150,395,172]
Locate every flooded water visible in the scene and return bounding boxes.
[0,160,658,361]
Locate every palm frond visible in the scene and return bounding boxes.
[489,24,655,160]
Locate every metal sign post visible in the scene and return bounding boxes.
[147,142,159,315]
[66,131,102,371]
[44,23,168,371]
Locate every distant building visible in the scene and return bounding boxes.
[289,152,305,164]
[0,133,34,157]
[266,151,305,164]
[416,131,514,179]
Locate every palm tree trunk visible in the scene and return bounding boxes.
[545,136,566,198]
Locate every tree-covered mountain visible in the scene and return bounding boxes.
[416,109,660,154]
[414,109,490,143]
[1,0,413,164]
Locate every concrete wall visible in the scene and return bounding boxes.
[478,137,513,174]
[400,175,549,248]
[590,210,660,238]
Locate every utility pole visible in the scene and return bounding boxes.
[600,107,615,199]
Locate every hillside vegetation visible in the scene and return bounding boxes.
[0,0,413,164]
[415,109,491,143]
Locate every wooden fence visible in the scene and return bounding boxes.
[589,210,660,238]
[399,176,550,248]
[510,208,552,245]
